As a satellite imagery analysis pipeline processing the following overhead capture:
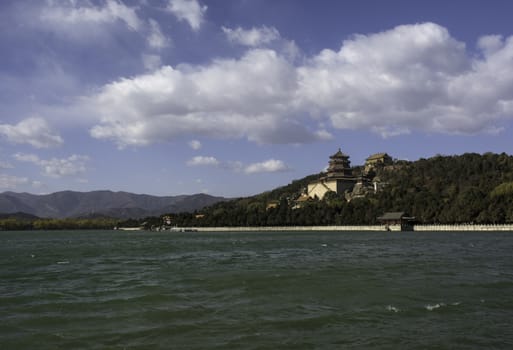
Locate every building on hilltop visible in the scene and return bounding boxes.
[364,153,393,174]
[307,148,356,200]
[296,148,392,206]
[366,153,393,166]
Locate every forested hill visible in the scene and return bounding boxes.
[169,152,513,226]
[377,152,513,223]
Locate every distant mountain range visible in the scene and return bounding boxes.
[0,191,228,219]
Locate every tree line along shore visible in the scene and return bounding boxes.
[2,152,513,231]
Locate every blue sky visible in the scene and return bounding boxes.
[1,0,513,197]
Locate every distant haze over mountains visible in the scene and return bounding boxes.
[0,191,227,219]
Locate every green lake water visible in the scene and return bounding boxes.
[1,230,513,349]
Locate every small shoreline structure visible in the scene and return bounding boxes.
[377,212,416,231]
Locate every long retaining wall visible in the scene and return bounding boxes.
[194,225,396,232]
[414,224,513,231]
[189,224,513,232]
[147,224,513,233]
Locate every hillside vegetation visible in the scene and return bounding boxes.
[3,152,513,230]
[168,152,513,226]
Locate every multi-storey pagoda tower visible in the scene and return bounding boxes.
[326,148,353,178]
[306,148,356,200]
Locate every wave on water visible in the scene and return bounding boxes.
[386,305,400,313]
[425,302,461,311]
[2,230,513,349]
[425,303,445,311]
[385,302,463,313]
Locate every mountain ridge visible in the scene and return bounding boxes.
[0,190,227,219]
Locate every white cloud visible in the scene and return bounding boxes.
[167,0,207,31]
[314,129,334,141]
[0,174,29,190]
[188,140,202,150]
[297,22,473,137]
[185,155,289,175]
[477,35,503,57]
[40,0,142,31]
[244,159,290,174]
[31,180,45,189]
[223,26,280,47]
[14,153,89,178]
[297,22,513,136]
[186,156,219,166]
[147,19,170,49]
[87,23,513,146]
[0,117,63,148]
[222,26,299,61]
[13,153,39,163]
[89,49,322,147]
[0,161,13,169]
[142,54,162,71]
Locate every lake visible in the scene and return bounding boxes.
[1,230,513,349]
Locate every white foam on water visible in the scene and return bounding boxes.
[386,305,400,313]
[425,303,445,311]
[425,301,461,311]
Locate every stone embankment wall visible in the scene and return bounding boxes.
[194,225,396,232]
[192,225,513,232]
[414,224,513,231]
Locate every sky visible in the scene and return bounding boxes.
[1,0,513,197]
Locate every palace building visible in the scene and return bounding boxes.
[307,148,356,200]
[364,153,393,174]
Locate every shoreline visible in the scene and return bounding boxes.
[150,224,513,232]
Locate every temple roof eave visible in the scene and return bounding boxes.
[330,148,349,159]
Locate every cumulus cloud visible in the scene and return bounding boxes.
[40,0,142,31]
[185,155,289,175]
[477,35,504,57]
[0,174,29,190]
[87,22,513,146]
[147,19,170,49]
[142,54,162,71]
[0,117,63,148]
[167,0,207,31]
[89,49,323,147]
[223,25,299,61]
[188,140,202,150]
[297,22,513,137]
[186,156,219,166]
[244,159,290,174]
[0,161,13,169]
[314,129,334,141]
[14,153,89,178]
[297,23,467,136]
[223,26,280,47]
[39,1,170,70]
